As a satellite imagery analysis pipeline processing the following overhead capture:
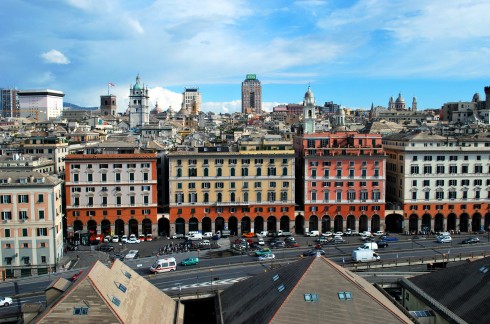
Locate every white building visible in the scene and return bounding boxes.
[182,87,201,115]
[128,75,149,129]
[18,89,64,121]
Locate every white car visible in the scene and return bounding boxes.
[103,236,112,243]
[322,231,333,237]
[374,231,385,236]
[0,297,12,307]
[334,232,344,236]
[437,236,452,243]
[258,253,275,261]
[203,232,213,238]
[121,235,128,243]
[258,238,265,245]
[111,236,120,243]
[127,237,140,244]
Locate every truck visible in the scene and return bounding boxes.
[352,249,380,262]
[216,230,231,238]
[276,230,292,237]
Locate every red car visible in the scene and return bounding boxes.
[71,270,83,281]
[243,232,255,238]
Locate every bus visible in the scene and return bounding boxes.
[149,257,177,273]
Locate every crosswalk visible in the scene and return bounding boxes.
[162,276,248,291]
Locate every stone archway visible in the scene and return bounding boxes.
[87,220,97,234]
[447,213,457,231]
[421,214,431,234]
[254,216,264,233]
[142,219,152,235]
[189,217,199,232]
[267,216,277,233]
[115,219,125,236]
[175,218,185,235]
[215,217,225,233]
[295,214,305,235]
[73,220,83,232]
[472,213,482,232]
[228,216,238,236]
[460,213,469,232]
[359,215,368,232]
[241,216,251,233]
[202,217,212,233]
[334,215,343,233]
[409,214,418,234]
[309,215,318,231]
[385,213,403,233]
[434,214,444,232]
[101,219,111,236]
[485,213,490,231]
[280,216,290,231]
[158,218,170,237]
[346,215,356,231]
[321,215,331,233]
[371,215,381,232]
[128,219,138,235]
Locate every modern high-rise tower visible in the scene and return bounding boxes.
[241,74,262,114]
[182,87,201,115]
[128,75,149,129]
[18,89,64,121]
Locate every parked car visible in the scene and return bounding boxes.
[138,234,146,242]
[243,232,255,238]
[316,237,330,244]
[203,232,213,238]
[258,253,275,261]
[121,235,128,243]
[322,231,333,237]
[212,234,221,240]
[127,237,140,244]
[71,270,84,281]
[172,233,184,239]
[111,236,120,243]
[0,297,13,307]
[330,237,346,244]
[257,231,269,237]
[181,257,199,266]
[110,254,125,262]
[303,249,325,256]
[103,236,112,243]
[376,240,389,248]
[98,244,115,252]
[258,238,265,246]
[462,237,480,244]
[334,232,344,236]
[374,231,385,236]
[285,241,300,248]
[146,234,153,241]
[272,241,285,248]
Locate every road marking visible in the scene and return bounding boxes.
[162,276,248,291]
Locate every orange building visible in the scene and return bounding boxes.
[64,153,158,240]
[294,131,386,234]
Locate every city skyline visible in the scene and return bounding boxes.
[1,0,489,113]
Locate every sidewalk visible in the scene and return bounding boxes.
[59,248,112,271]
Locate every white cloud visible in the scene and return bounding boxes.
[148,87,182,112]
[41,49,70,64]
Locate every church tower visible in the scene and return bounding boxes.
[388,96,395,110]
[303,86,316,134]
[100,95,117,116]
[412,97,417,111]
[129,74,149,129]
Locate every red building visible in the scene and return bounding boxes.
[294,131,386,233]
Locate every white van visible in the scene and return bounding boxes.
[188,233,203,241]
[124,250,140,260]
[352,249,380,262]
[358,242,378,250]
[306,230,320,237]
[149,257,177,273]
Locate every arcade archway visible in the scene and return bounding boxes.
[309,215,318,231]
[175,218,185,235]
[158,217,170,237]
[215,217,225,233]
[267,216,277,232]
[472,213,482,232]
[460,213,469,232]
[87,220,97,234]
[295,215,305,235]
[434,214,444,232]
[321,215,331,233]
[346,215,356,231]
[333,215,343,233]
[409,214,418,234]
[142,219,152,235]
[128,219,138,235]
[371,215,380,232]
[254,216,264,233]
[115,219,124,236]
[359,215,368,232]
[421,214,431,234]
[280,216,290,231]
[447,213,457,231]
[101,219,111,236]
[228,216,238,236]
[241,216,251,233]
[189,217,199,232]
[202,217,212,233]
[385,213,403,233]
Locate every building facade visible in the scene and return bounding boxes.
[18,89,64,121]
[128,75,149,129]
[0,88,19,118]
[100,94,117,116]
[0,171,64,278]
[241,74,262,114]
[182,87,201,116]
[64,153,159,239]
[295,132,386,234]
[384,131,490,234]
[168,136,295,236]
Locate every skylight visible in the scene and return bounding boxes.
[73,307,88,315]
[479,266,489,274]
[278,284,285,293]
[124,271,132,279]
[118,283,127,293]
[112,296,121,307]
[338,292,352,300]
[272,274,279,282]
[304,293,319,302]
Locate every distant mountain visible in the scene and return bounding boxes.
[64,102,99,110]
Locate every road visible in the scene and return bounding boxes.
[0,233,489,316]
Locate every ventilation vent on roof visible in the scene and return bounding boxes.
[124,271,132,279]
[278,284,285,293]
[118,283,127,293]
[73,307,88,315]
[272,274,279,282]
[479,266,489,273]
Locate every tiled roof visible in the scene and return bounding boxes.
[65,153,157,160]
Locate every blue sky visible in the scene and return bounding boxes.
[1,0,490,113]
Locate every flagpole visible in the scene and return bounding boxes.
[108,83,110,96]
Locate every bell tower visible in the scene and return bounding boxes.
[303,86,316,134]
[129,74,149,129]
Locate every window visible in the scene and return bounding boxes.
[338,292,352,300]
[2,211,12,220]
[4,229,10,237]
[37,228,48,236]
[0,195,11,204]
[38,210,45,220]
[101,173,107,182]
[19,211,28,221]
[304,293,319,302]
[18,195,29,203]
[449,180,457,186]
[436,180,444,186]
[127,163,136,168]
[141,163,150,168]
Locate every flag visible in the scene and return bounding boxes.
[108,82,115,87]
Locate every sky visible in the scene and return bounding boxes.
[1,0,490,114]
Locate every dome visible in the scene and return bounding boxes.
[133,75,143,90]
[395,93,405,103]
[304,86,314,99]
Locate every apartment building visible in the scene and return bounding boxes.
[168,135,295,236]
[64,153,158,240]
[384,131,490,233]
[294,131,386,234]
[0,171,63,278]
[18,89,64,121]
